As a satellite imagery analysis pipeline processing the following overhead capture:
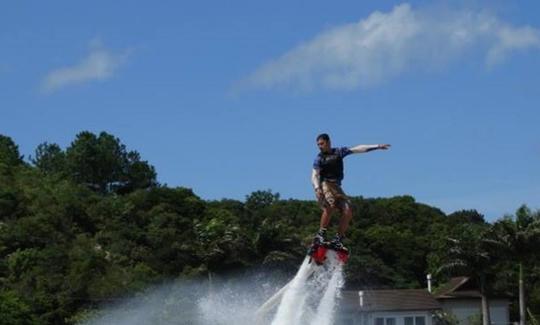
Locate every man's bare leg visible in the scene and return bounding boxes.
[320,207,333,229]
[337,204,353,236]
[312,207,334,247]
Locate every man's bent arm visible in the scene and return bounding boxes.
[311,168,321,190]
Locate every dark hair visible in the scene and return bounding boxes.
[316,133,330,142]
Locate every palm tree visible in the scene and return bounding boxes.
[492,206,540,325]
[437,224,495,325]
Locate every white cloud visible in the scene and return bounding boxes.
[41,40,128,93]
[242,3,540,91]
[487,25,540,65]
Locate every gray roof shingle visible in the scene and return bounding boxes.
[341,289,442,312]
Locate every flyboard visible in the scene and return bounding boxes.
[255,242,349,322]
[308,241,349,265]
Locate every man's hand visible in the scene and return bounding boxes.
[315,188,323,201]
[378,144,391,150]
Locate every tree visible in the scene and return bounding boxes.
[65,131,157,194]
[447,210,486,225]
[0,135,23,167]
[31,142,66,175]
[492,206,540,325]
[438,224,495,325]
[245,190,280,211]
[66,131,124,192]
[0,290,38,325]
[118,151,157,194]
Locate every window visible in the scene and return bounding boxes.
[375,316,398,325]
[386,318,396,325]
[403,316,426,325]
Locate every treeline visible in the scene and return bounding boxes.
[0,132,539,324]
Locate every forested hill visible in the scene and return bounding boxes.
[1,132,539,324]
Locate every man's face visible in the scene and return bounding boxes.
[317,138,331,153]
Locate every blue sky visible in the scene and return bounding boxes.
[1,1,539,220]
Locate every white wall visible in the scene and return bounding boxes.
[439,299,509,325]
[335,310,434,325]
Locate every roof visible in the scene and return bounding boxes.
[434,276,510,300]
[341,289,442,312]
[434,277,483,299]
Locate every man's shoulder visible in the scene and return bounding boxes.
[329,147,341,154]
[337,146,352,156]
[313,154,322,166]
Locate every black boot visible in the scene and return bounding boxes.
[312,228,327,246]
[309,228,327,256]
[329,234,345,250]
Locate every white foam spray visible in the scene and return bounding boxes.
[270,251,344,325]
[312,252,344,325]
[79,270,286,325]
[270,257,314,325]
[78,255,344,325]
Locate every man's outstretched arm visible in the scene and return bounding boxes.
[349,144,391,154]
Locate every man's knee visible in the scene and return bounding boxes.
[343,203,353,217]
[323,206,334,215]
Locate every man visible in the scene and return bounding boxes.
[311,133,390,250]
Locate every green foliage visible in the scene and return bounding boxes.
[0,290,38,325]
[0,188,21,219]
[0,134,23,167]
[447,209,486,224]
[435,223,495,285]
[490,206,540,321]
[64,131,157,194]
[345,196,447,288]
[433,310,459,325]
[32,142,66,176]
[467,314,483,325]
[245,189,280,211]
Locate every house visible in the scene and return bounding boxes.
[336,277,510,325]
[336,289,442,325]
[434,277,510,325]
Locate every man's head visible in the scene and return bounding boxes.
[316,133,331,153]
